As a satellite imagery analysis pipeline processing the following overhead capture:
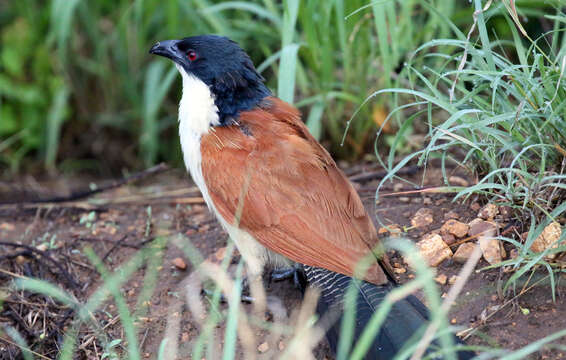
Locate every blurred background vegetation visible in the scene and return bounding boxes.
[0,0,562,176]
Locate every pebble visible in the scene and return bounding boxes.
[441,233,457,245]
[448,176,469,187]
[470,202,481,212]
[453,243,477,264]
[15,255,26,265]
[0,223,15,231]
[444,210,460,220]
[258,342,269,353]
[435,274,448,285]
[378,224,402,235]
[479,237,504,265]
[448,275,459,285]
[172,257,187,270]
[531,221,562,258]
[441,219,469,238]
[415,234,453,267]
[435,198,447,206]
[478,203,499,220]
[411,208,435,229]
[468,219,497,238]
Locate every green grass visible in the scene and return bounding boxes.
[0,0,478,172]
[370,0,566,299]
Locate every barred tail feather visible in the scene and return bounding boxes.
[304,266,475,360]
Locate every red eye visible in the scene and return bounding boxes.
[187,50,197,61]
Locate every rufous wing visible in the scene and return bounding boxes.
[200,97,390,285]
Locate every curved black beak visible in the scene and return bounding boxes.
[149,40,182,61]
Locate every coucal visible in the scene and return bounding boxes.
[150,35,473,359]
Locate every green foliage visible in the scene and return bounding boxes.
[0,0,478,172]
[0,8,68,172]
[374,1,566,295]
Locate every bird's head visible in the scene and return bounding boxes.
[149,35,271,124]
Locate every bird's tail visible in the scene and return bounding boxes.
[303,266,475,360]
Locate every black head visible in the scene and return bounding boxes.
[149,35,271,124]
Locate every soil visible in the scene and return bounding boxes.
[0,164,565,359]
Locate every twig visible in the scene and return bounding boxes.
[101,235,128,263]
[0,163,169,205]
[0,335,53,360]
[0,242,79,290]
[348,165,420,183]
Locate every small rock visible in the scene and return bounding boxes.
[470,202,481,212]
[453,243,477,264]
[0,223,15,231]
[393,183,404,192]
[15,255,26,265]
[448,176,469,187]
[415,234,453,267]
[423,197,432,205]
[468,219,497,238]
[258,342,269,353]
[399,197,410,203]
[441,219,469,238]
[509,248,519,259]
[214,247,227,262]
[394,267,406,274]
[531,221,563,258]
[198,224,210,233]
[172,257,187,270]
[181,332,190,342]
[478,203,499,220]
[411,208,434,229]
[441,233,457,246]
[444,210,460,220]
[278,341,285,351]
[378,224,402,235]
[435,198,447,206]
[479,237,503,265]
[448,275,459,285]
[435,274,448,285]
[450,318,457,324]
[499,206,513,219]
[36,244,48,252]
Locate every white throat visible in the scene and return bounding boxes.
[175,64,219,209]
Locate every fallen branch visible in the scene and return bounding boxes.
[0,163,169,205]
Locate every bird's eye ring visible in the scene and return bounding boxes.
[187,50,197,61]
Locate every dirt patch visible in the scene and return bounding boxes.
[0,165,565,359]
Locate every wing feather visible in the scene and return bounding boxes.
[201,97,390,285]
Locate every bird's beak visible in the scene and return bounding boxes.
[149,40,182,62]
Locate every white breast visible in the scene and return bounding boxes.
[175,65,284,276]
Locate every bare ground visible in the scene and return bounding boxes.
[0,164,565,359]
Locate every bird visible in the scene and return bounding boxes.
[150,34,474,359]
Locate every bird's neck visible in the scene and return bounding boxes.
[210,80,271,125]
[177,64,220,137]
